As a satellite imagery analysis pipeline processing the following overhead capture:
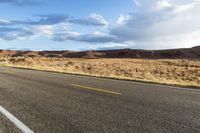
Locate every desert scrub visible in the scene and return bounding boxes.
[0,58,6,62]
[1,57,200,87]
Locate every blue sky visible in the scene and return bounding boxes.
[0,0,199,50]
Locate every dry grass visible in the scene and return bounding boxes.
[0,56,200,87]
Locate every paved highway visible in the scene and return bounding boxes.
[0,66,200,133]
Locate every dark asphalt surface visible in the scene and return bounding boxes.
[0,113,21,133]
[0,66,200,133]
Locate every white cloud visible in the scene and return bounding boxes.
[154,0,198,13]
[0,19,11,25]
[28,22,69,38]
[87,42,136,50]
[108,0,200,49]
[173,2,196,13]
[53,31,118,43]
[156,0,172,10]
[117,14,132,25]
[0,14,109,27]
[133,0,140,7]
[88,14,109,26]
[0,27,34,41]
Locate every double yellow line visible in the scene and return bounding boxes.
[71,84,122,95]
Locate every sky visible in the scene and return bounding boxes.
[0,0,199,50]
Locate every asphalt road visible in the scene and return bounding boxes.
[0,66,200,133]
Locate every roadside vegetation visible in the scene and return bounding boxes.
[0,56,199,87]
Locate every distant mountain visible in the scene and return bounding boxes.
[0,46,200,59]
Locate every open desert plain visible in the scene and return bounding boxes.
[0,46,200,87]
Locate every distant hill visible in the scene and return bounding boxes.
[0,46,200,59]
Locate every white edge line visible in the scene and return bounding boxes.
[0,106,34,133]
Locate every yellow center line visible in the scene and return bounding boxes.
[71,84,122,95]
